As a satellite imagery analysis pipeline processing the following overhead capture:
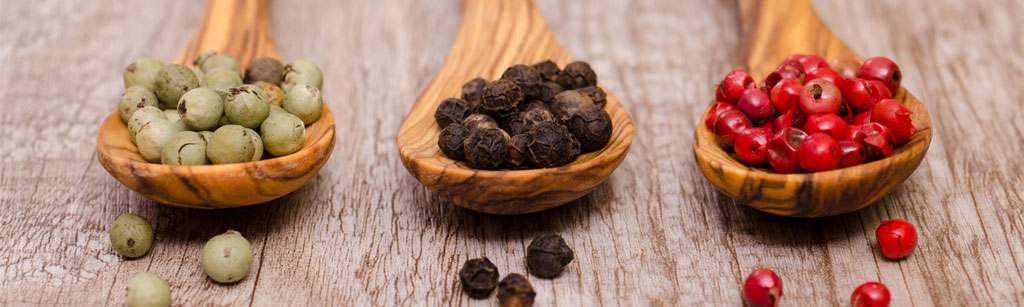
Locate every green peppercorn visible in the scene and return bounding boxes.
[282,59,323,92]
[224,84,270,129]
[177,87,223,131]
[206,125,257,164]
[282,84,322,125]
[194,50,241,76]
[253,81,284,106]
[260,112,305,156]
[244,57,284,85]
[246,127,263,161]
[109,213,154,258]
[201,68,243,99]
[118,86,160,123]
[125,272,172,307]
[161,131,210,165]
[154,64,200,110]
[187,65,204,82]
[128,107,167,144]
[162,109,189,132]
[136,119,183,163]
[269,104,286,115]
[123,58,165,92]
[201,230,253,284]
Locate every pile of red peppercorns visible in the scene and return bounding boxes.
[741,219,919,307]
[705,55,917,173]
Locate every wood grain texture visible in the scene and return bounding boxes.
[1,0,1023,306]
[692,0,932,217]
[94,0,337,208]
[396,0,634,214]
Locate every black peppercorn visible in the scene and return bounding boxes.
[518,100,548,113]
[503,107,554,136]
[244,57,284,85]
[526,123,581,167]
[505,134,532,169]
[568,104,612,152]
[459,257,500,299]
[526,233,575,278]
[464,127,509,169]
[482,79,523,114]
[461,77,487,105]
[463,113,498,131]
[497,273,536,307]
[532,60,561,83]
[537,81,565,104]
[434,97,469,128]
[501,64,542,99]
[557,61,597,89]
[438,123,470,160]
[577,85,607,109]
[550,90,595,123]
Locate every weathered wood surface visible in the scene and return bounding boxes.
[1,0,1022,305]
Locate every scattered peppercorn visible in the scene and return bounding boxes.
[526,233,575,278]
[497,273,536,307]
[458,257,500,299]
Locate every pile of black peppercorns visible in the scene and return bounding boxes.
[458,233,575,306]
[436,60,613,170]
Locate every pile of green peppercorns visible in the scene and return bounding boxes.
[119,51,324,165]
[109,213,254,307]
[436,60,613,170]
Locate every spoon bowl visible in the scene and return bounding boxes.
[397,0,634,214]
[692,0,932,217]
[96,0,336,209]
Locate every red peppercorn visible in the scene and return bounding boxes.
[806,68,842,88]
[772,110,804,133]
[798,133,841,172]
[798,79,842,115]
[769,79,802,113]
[766,127,807,173]
[713,109,752,149]
[792,54,829,73]
[831,56,862,79]
[851,282,891,307]
[719,70,756,103]
[735,127,771,166]
[853,111,872,125]
[704,102,740,129]
[743,268,783,307]
[876,219,918,259]
[871,99,917,144]
[738,89,774,125]
[838,140,865,168]
[715,85,728,102]
[765,59,806,90]
[804,113,850,139]
[850,123,896,159]
[860,57,902,93]
[837,99,854,123]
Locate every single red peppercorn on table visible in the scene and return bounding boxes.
[876,219,918,259]
[742,268,783,307]
[851,281,891,307]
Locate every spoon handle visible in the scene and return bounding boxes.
[174,0,280,67]
[735,0,854,77]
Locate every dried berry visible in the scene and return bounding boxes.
[244,57,284,85]
[875,219,917,259]
[464,127,509,169]
[526,233,574,278]
[434,97,469,128]
[458,257,500,299]
[463,113,498,131]
[502,64,542,99]
[505,134,532,169]
[518,100,548,113]
[526,123,580,168]
[568,105,612,152]
[532,59,560,82]
[851,282,891,307]
[462,77,487,104]
[550,90,595,123]
[743,268,783,307]
[537,81,564,104]
[577,85,607,109]
[557,61,597,89]
[497,273,535,307]
[438,123,470,160]
[482,79,523,114]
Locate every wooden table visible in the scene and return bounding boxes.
[2,0,1022,305]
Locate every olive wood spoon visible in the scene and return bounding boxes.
[693,0,932,217]
[96,0,336,209]
[397,0,635,215]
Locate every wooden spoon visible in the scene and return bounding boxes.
[96,0,336,209]
[397,0,635,215]
[693,0,932,217]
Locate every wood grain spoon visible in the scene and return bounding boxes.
[693,0,932,217]
[96,0,336,209]
[397,0,635,215]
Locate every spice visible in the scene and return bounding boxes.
[482,79,523,114]
[201,230,253,283]
[526,233,575,278]
[201,68,243,99]
[568,104,612,152]
[550,90,595,123]
[577,85,606,108]
[123,58,165,92]
[135,119,182,163]
[531,60,560,83]
[537,82,564,105]
[206,125,257,164]
[497,273,535,307]
[224,84,270,129]
[743,268,783,307]
[177,87,224,131]
[505,134,531,169]
[118,86,160,123]
[282,84,323,125]
[161,131,210,165]
[438,123,470,160]
[434,98,469,128]
[526,123,580,168]
[260,112,306,156]
[458,257,500,299]
[557,61,597,89]
[154,64,200,109]
[109,213,154,258]
[194,50,241,76]
[463,127,509,170]
[461,77,487,105]
[462,113,498,131]
[125,272,172,307]
[501,64,542,99]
